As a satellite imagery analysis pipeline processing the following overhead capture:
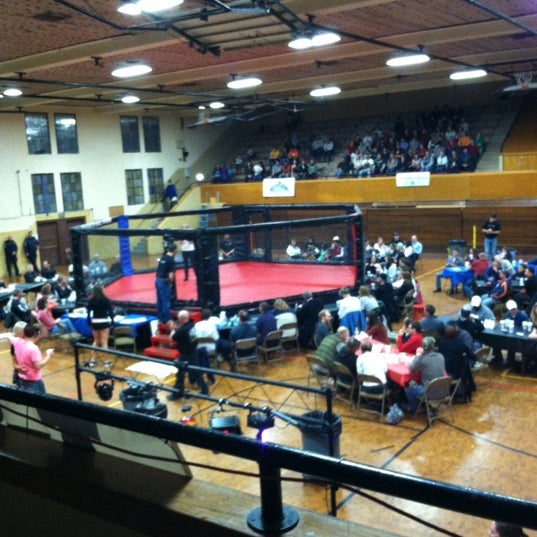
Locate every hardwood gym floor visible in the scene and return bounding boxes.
[1,255,535,537]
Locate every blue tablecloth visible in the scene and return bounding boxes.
[441,267,473,286]
[68,312,158,344]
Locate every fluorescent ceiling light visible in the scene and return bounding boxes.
[195,173,205,182]
[121,95,140,103]
[386,53,430,67]
[117,2,142,15]
[450,68,487,81]
[209,101,225,109]
[227,76,262,90]
[289,30,341,50]
[310,86,341,97]
[288,36,313,50]
[111,62,152,78]
[311,31,341,47]
[3,88,22,97]
[198,105,206,110]
[138,0,183,13]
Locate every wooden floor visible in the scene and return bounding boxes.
[1,255,536,537]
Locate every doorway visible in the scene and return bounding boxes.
[37,216,87,269]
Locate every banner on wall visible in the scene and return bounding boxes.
[262,177,296,198]
[395,172,430,187]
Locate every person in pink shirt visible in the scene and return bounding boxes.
[8,324,53,394]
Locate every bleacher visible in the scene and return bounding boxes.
[212,101,522,181]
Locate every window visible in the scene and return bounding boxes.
[60,172,84,211]
[32,173,57,214]
[147,168,164,203]
[125,169,144,205]
[25,113,51,154]
[143,116,161,152]
[55,114,79,153]
[120,116,140,153]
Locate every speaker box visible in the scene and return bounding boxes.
[209,414,242,435]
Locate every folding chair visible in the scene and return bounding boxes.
[473,345,493,384]
[306,354,333,388]
[279,322,299,352]
[356,374,391,418]
[233,337,259,367]
[257,330,283,363]
[415,376,459,427]
[333,361,357,409]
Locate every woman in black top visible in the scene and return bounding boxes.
[86,285,114,367]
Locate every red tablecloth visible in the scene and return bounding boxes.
[356,337,420,387]
[386,362,419,387]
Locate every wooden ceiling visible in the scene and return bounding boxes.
[0,0,536,119]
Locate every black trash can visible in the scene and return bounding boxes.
[299,410,342,480]
[448,239,466,257]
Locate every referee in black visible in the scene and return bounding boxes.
[155,242,177,324]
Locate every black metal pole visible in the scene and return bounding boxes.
[325,387,338,517]
[246,458,299,534]
[74,344,83,401]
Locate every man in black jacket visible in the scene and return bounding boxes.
[168,310,208,400]
[3,235,20,278]
[296,291,323,348]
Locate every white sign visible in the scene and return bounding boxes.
[262,177,296,198]
[395,172,430,187]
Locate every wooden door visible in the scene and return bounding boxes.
[37,216,87,268]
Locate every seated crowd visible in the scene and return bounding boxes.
[211,104,485,183]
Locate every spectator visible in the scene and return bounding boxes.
[88,254,108,280]
[405,336,446,412]
[315,326,349,370]
[358,285,379,314]
[420,304,445,335]
[286,238,302,259]
[365,311,389,344]
[40,260,58,281]
[433,249,464,294]
[356,340,388,393]
[163,180,178,210]
[313,309,333,346]
[396,321,423,354]
[296,291,324,348]
[273,298,297,340]
[219,234,236,260]
[256,301,277,345]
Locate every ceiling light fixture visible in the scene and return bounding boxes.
[198,105,206,110]
[288,30,341,50]
[3,88,22,97]
[310,85,341,97]
[121,95,140,103]
[111,62,152,78]
[449,68,487,81]
[209,101,225,109]
[227,75,262,90]
[117,2,142,15]
[138,0,183,13]
[386,52,430,67]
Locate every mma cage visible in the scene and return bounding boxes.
[70,203,365,313]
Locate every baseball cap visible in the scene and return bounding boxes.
[506,299,517,310]
[470,296,481,308]
[332,235,340,241]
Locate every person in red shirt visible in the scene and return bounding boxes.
[396,320,423,354]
